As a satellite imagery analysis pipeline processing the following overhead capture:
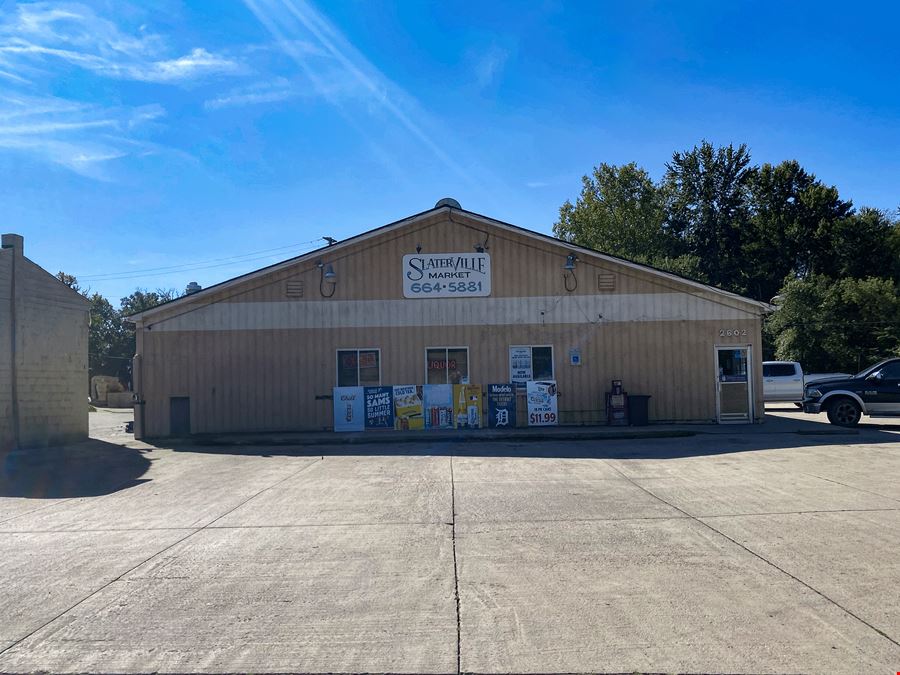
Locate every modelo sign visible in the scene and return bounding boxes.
[402,252,491,298]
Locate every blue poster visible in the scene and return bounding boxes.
[364,386,394,429]
[333,387,364,432]
[487,383,517,429]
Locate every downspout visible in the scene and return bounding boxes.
[132,322,145,440]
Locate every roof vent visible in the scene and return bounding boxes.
[435,197,461,209]
[185,281,202,295]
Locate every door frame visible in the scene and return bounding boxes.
[714,345,754,424]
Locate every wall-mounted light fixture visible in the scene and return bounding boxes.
[416,244,422,253]
[563,253,578,292]
[317,260,337,297]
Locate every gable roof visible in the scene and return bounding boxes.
[127,203,773,322]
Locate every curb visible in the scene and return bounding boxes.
[173,429,697,447]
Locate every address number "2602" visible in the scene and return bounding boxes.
[719,328,748,337]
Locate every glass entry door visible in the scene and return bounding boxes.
[716,346,752,423]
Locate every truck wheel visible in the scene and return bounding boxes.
[826,398,861,427]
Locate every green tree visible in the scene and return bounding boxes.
[55,271,86,295]
[117,288,179,373]
[87,292,131,377]
[743,160,854,301]
[120,288,178,316]
[766,275,900,372]
[554,162,671,262]
[663,141,753,293]
[822,208,899,281]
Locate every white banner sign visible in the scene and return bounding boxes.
[526,380,558,426]
[402,253,491,298]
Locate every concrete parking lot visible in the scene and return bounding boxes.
[1,408,899,674]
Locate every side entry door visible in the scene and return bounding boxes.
[716,347,752,423]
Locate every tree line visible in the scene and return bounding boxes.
[56,273,178,383]
[553,141,900,372]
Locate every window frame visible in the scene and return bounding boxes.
[509,344,555,383]
[424,346,470,385]
[335,348,382,387]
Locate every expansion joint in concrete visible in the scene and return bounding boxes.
[449,455,461,675]
[601,459,900,650]
[801,472,900,505]
[0,456,324,659]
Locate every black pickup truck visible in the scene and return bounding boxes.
[802,357,900,426]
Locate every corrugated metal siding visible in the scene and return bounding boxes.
[138,212,765,435]
[141,318,762,435]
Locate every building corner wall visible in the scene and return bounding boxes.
[2,241,90,450]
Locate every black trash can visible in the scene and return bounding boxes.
[627,395,651,426]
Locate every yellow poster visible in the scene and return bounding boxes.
[393,385,424,430]
[453,384,482,429]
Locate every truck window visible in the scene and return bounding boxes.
[765,363,797,377]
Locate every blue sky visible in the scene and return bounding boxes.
[1,0,898,302]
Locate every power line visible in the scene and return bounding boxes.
[76,238,326,281]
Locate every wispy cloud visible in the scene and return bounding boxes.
[0,2,246,178]
[0,3,241,83]
[205,77,297,110]
[526,180,550,189]
[474,45,509,88]
[0,93,166,178]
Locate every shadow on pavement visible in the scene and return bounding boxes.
[0,440,152,498]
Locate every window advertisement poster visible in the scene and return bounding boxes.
[393,385,424,430]
[333,386,365,432]
[509,346,533,384]
[364,386,394,429]
[453,384,482,429]
[526,380,558,426]
[487,383,516,429]
[424,384,453,429]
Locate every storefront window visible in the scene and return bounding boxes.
[532,346,554,379]
[426,347,469,384]
[509,345,554,383]
[337,349,380,386]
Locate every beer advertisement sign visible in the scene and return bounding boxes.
[333,386,364,432]
[487,383,516,429]
[364,386,394,429]
[424,384,453,429]
[452,384,483,429]
[526,380,558,426]
[393,385,424,430]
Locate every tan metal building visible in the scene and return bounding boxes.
[128,200,771,438]
[1,233,90,450]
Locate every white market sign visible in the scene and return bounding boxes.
[402,253,491,298]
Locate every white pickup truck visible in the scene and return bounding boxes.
[762,361,852,404]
